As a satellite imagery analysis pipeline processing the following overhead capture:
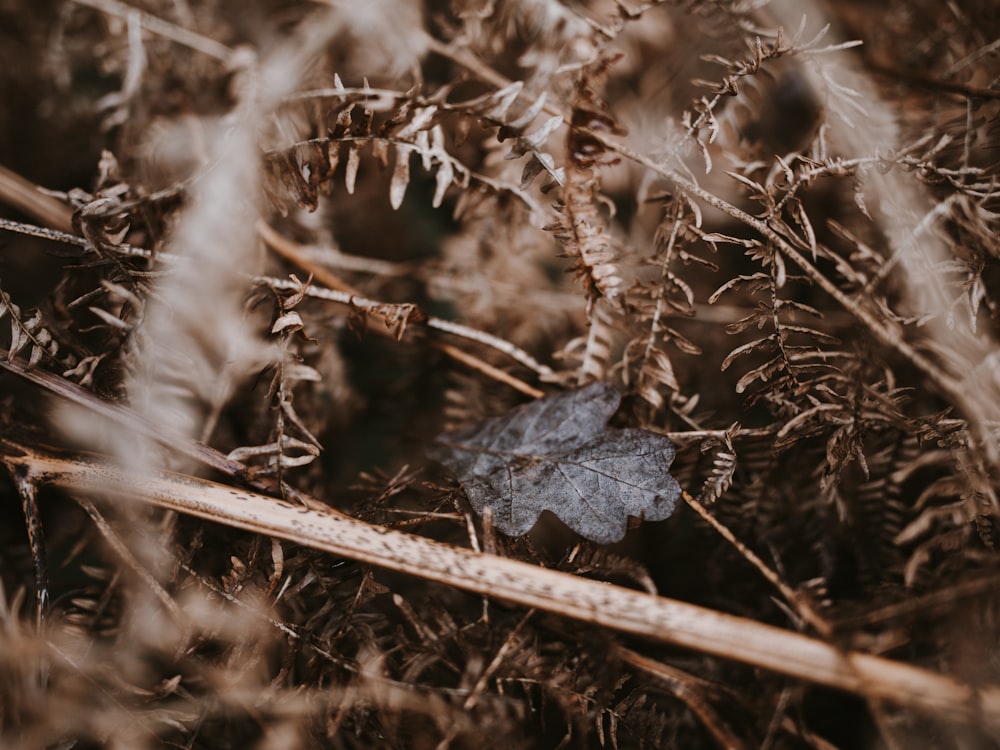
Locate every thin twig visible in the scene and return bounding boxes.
[72,0,235,63]
[257,221,547,396]
[0,350,255,482]
[0,217,147,258]
[431,341,544,398]
[616,646,747,750]
[257,220,361,295]
[75,497,187,630]
[463,610,535,711]
[258,275,558,381]
[867,61,1000,100]
[683,491,831,637]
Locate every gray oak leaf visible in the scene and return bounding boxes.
[428,382,681,543]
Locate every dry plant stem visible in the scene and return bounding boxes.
[663,426,777,443]
[0,217,92,249]
[867,61,1000,100]
[0,350,252,481]
[11,472,48,624]
[422,35,511,91]
[0,217,147,257]
[0,211,555,402]
[256,220,361,295]
[683,491,831,637]
[430,341,544,398]
[75,496,187,631]
[422,316,555,381]
[4,443,999,728]
[72,0,234,63]
[615,646,747,750]
[258,275,557,381]
[257,221,544,396]
[0,165,75,233]
[463,610,535,711]
[847,574,1000,628]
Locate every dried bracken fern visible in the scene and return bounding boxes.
[1,0,1000,747]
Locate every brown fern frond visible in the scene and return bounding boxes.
[3,1,1000,747]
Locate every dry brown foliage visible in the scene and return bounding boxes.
[1,0,1000,747]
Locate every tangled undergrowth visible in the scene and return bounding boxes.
[1,0,1000,747]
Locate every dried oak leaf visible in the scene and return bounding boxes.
[428,382,681,543]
